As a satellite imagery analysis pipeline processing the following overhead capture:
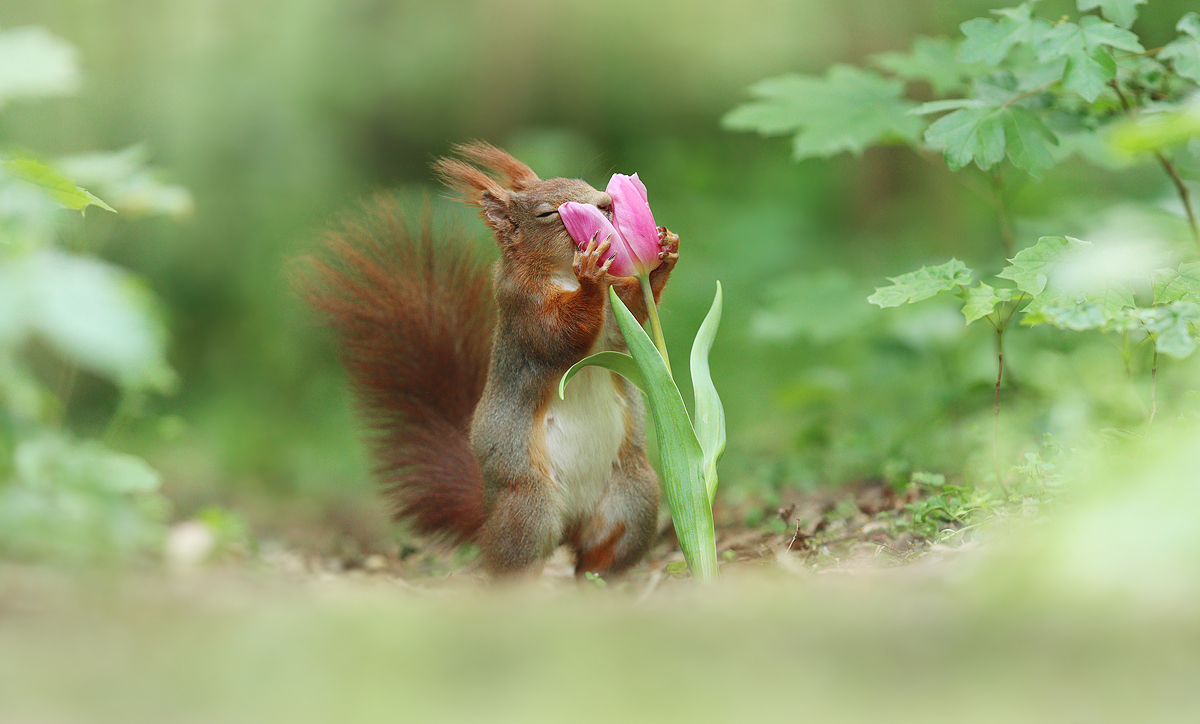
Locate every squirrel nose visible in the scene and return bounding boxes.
[595,193,613,220]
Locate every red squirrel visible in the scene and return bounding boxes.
[304,142,679,578]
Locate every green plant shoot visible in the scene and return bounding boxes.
[559,283,725,582]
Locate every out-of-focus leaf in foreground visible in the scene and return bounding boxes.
[2,158,115,215]
[0,250,176,392]
[58,146,194,218]
[0,26,78,106]
[0,435,166,562]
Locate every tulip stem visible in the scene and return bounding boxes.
[639,275,670,373]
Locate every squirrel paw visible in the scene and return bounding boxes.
[655,226,679,269]
[574,235,614,286]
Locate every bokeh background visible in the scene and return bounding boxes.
[6,2,1200,722]
[3,0,1197,552]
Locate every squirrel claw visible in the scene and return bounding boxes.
[573,235,612,285]
[653,227,679,275]
[657,226,680,254]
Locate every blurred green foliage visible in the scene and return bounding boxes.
[732,0,1200,497]
[0,23,193,562]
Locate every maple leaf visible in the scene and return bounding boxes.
[723,65,925,160]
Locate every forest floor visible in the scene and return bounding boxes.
[2,483,1197,724]
[248,479,949,590]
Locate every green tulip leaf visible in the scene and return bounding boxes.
[690,282,726,503]
[608,287,718,582]
[558,351,645,399]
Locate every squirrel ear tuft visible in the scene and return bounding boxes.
[432,157,502,201]
[434,143,536,240]
[453,142,539,191]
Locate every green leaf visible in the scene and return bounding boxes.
[1152,262,1200,304]
[1037,22,1088,61]
[924,106,1006,170]
[2,158,116,214]
[690,282,725,503]
[1003,106,1059,172]
[872,37,986,95]
[868,259,974,308]
[558,351,645,400]
[0,250,176,392]
[958,3,1036,65]
[960,282,1015,324]
[1077,15,1143,52]
[1023,293,1129,330]
[1023,297,1109,330]
[1020,277,1135,330]
[1160,13,1200,84]
[1100,283,1137,317]
[607,287,717,582]
[722,65,925,160]
[1180,11,1200,38]
[1065,47,1117,102]
[1078,0,1145,29]
[1134,302,1200,359]
[14,435,160,495]
[997,236,1090,296]
[1015,58,1070,92]
[58,146,194,219]
[1036,17,1140,101]
[1,435,166,562]
[0,26,79,106]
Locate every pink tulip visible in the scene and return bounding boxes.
[606,173,661,278]
[561,174,672,372]
[559,173,662,279]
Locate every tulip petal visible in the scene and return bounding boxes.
[559,201,614,249]
[628,173,648,204]
[558,201,637,277]
[606,174,661,277]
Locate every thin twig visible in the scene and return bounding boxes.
[1155,152,1200,248]
[993,323,1005,491]
[786,519,804,553]
[1002,292,1027,328]
[1110,79,1200,248]
[1001,79,1060,109]
[1115,47,1164,59]
[1148,346,1159,430]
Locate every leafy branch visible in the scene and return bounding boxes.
[727,2,1200,260]
[730,0,1200,483]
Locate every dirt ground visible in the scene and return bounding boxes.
[249,480,942,589]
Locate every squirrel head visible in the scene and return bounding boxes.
[434,142,612,272]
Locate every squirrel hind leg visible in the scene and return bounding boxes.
[477,480,564,580]
[571,465,660,578]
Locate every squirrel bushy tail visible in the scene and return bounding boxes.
[300,196,494,544]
